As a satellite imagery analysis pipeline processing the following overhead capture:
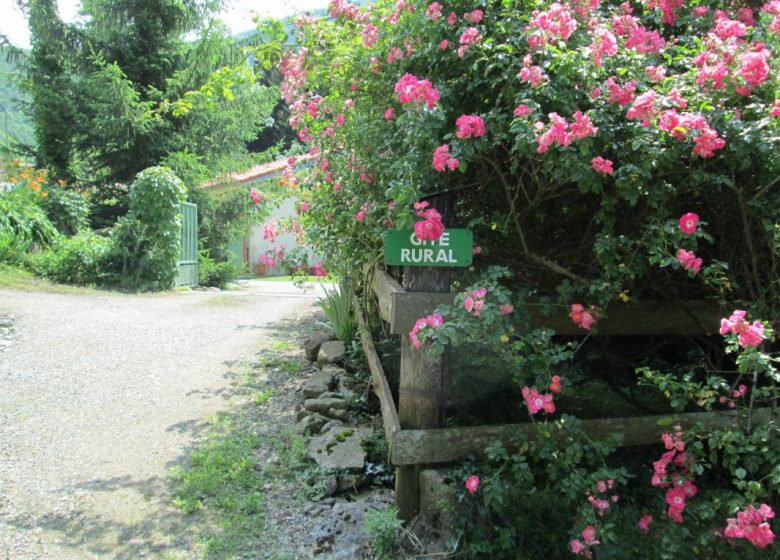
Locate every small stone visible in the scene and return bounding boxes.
[336,474,369,494]
[296,413,329,435]
[304,397,349,415]
[312,474,339,498]
[320,420,344,433]
[328,408,350,422]
[304,332,332,362]
[338,375,364,393]
[307,426,371,470]
[296,409,311,422]
[302,370,335,399]
[317,341,346,366]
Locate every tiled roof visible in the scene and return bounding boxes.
[200,155,312,190]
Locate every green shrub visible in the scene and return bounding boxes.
[25,231,112,286]
[364,506,403,560]
[0,186,56,263]
[318,282,357,346]
[110,166,187,291]
[41,185,90,235]
[198,248,240,289]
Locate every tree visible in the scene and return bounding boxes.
[22,0,277,209]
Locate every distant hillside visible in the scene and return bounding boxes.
[0,54,34,150]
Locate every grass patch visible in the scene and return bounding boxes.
[200,294,248,307]
[269,339,297,352]
[0,263,111,295]
[171,346,318,559]
[254,388,273,405]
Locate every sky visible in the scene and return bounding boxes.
[0,0,329,48]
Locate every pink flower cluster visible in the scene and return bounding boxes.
[519,64,546,88]
[605,76,637,106]
[361,23,380,47]
[465,475,480,494]
[329,0,361,20]
[676,248,702,275]
[570,525,599,557]
[637,514,653,533]
[591,156,614,174]
[464,287,487,316]
[652,427,697,523]
[425,2,442,21]
[719,310,766,348]
[314,261,328,277]
[724,503,775,548]
[522,386,556,415]
[626,90,657,126]
[589,27,618,67]
[432,144,459,171]
[259,246,285,268]
[263,220,279,243]
[514,103,533,117]
[587,479,619,517]
[250,188,262,205]
[413,201,445,242]
[394,73,440,108]
[719,383,747,408]
[527,2,578,48]
[535,112,597,153]
[409,313,444,349]
[570,304,598,330]
[463,9,484,23]
[658,110,725,158]
[455,114,486,139]
[458,27,483,57]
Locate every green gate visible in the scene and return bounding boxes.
[176,202,198,287]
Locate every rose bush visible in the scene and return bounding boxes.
[251,0,780,554]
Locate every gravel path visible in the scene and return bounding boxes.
[0,281,324,560]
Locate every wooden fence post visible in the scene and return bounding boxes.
[395,193,456,521]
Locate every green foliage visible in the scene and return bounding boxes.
[188,186,270,264]
[25,231,112,286]
[318,282,357,346]
[40,184,90,235]
[0,184,56,263]
[198,248,240,289]
[0,53,35,151]
[457,418,627,559]
[22,0,278,207]
[110,166,186,291]
[364,506,403,559]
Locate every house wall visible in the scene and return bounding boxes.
[247,196,318,275]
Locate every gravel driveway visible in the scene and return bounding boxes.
[0,281,324,560]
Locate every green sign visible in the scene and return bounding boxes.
[384,229,473,267]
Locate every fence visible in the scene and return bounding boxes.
[175,202,198,287]
[358,267,774,520]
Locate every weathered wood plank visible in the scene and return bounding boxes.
[372,266,726,337]
[371,267,403,324]
[390,293,725,336]
[353,296,401,448]
[391,409,774,466]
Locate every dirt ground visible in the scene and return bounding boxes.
[0,281,324,560]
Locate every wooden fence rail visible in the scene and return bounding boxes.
[361,266,775,519]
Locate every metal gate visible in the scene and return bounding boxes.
[176,202,198,287]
